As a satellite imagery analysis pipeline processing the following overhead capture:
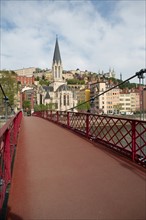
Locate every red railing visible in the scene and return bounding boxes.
[33,111,146,167]
[0,111,22,210]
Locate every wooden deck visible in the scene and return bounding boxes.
[6,116,146,220]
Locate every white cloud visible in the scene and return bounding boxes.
[0,0,145,82]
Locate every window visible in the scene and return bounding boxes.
[60,94,62,106]
[58,66,60,78]
[63,94,66,106]
[55,66,57,78]
[67,94,69,105]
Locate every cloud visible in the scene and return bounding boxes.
[0,0,145,82]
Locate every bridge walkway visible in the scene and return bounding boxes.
[6,116,146,220]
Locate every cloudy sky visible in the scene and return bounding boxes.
[0,0,145,82]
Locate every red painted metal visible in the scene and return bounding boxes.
[32,111,146,167]
[86,114,89,138]
[67,112,70,128]
[0,111,22,210]
[132,121,136,161]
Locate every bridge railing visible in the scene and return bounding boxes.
[0,111,22,210]
[33,111,146,167]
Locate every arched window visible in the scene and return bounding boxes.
[67,94,69,105]
[55,66,57,78]
[63,94,66,106]
[60,93,62,106]
[58,66,60,78]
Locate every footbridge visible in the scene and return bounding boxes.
[0,111,146,219]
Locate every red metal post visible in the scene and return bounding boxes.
[86,114,89,138]
[50,110,52,121]
[56,111,59,123]
[67,112,70,128]
[132,121,136,161]
[46,110,48,119]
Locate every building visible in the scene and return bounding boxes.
[17,75,35,86]
[119,88,140,113]
[143,88,146,111]
[37,37,77,111]
[106,85,120,114]
[14,67,36,76]
[62,71,74,80]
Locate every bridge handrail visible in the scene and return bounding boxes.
[0,111,22,210]
[33,110,146,168]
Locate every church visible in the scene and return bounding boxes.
[37,37,77,111]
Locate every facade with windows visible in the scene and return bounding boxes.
[119,89,140,113]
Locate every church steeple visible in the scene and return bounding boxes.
[52,36,63,81]
[53,36,62,65]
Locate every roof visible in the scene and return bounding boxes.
[42,86,49,91]
[56,84,70,92]
[53,37,62,65]
[45,91,50,99]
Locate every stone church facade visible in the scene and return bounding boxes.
[37,37,77,111]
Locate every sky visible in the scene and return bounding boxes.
[0,0,146,82]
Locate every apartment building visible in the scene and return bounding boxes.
[106,85,120,114]
[88,82,106,113]
[89,81,120,114]
[119,89,140,113]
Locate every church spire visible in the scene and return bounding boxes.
[53,36,62,65]
[52,36,63,81]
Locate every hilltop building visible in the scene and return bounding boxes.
[15,67,36,76]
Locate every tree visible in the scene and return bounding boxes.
[113,104,122,114]
[39,79,50,86]
[47,103,55,110]
[0,71,17,106]
[66,79,85,85]
[22,100,31,111]
[76,101,90,112]
[34,104,48,111]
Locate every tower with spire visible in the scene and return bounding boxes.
[52,36,63,82]
[37,36,77,111]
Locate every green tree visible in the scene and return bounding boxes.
[39,79,50,86]
[0,71,17,106]
[67,79,85,85]
[47,103,55,110]
[22,100,31,111]
[113,103,122,114]
[76,101,90,112]
[34,104,47,111]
